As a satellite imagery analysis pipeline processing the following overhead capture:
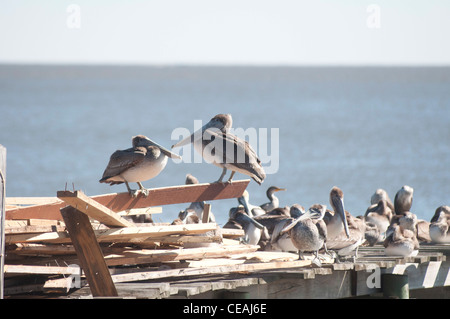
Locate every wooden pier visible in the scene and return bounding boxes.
[1,179,449,299]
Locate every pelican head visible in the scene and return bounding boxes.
[171,113,232,149]
[289,204,305,218]
[132,135,181,159]
[229,206,265,230]
[330,186,350,238]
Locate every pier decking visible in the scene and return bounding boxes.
[2,180,449,299]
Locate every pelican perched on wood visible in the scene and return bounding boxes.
[394,185,414,215]
[280,205,327,266]
[238,190,266,217]
[429,206,450,243]
[384,222,419,257]
[100,135,181,197]
[259,186,286,212]
[364,199,394,238]
[370,188,395,212]
[171,114,266,185]
[325,187,365,260]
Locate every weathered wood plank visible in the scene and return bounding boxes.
[60,205,117,297]
[6,197,61,206]
[4,264,81,276]
[5,180,249,220]
[57,190,133,228]
[111,259,312,283]
[104,244,259,266]
[5,223,219,244]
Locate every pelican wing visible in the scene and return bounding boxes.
[100,146,147,182]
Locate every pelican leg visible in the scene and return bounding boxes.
[125,182,136,197]
[298,251,305,261]
[227,171,236,183]
[137,182,149,197]
[216,167,227,183]
[312,251,322,268]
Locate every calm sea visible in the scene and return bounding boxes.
[0,65,449,226]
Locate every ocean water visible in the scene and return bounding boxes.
[0,65,449,226]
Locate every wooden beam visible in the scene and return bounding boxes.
[5,180,250,220]
[202,203,211,224]
[6,197,61,206]
[57,190,133,228]
[60,205,117,297]
[5,223,219,244]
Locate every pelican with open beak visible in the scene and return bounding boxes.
[100,135,181,197]
[171,114,266,185]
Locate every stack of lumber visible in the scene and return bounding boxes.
[2,180,326,298]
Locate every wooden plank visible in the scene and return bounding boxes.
[60,205,117,297]
[103,244,259,266]
[111,259,312,283]
[6,197,61,206]
[4,264,81,276]
[57,190,133,228]
[5,180,249,221]
[117,206,162,216]
[5,223,219,244]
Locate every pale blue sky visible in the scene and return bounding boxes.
[1,1,449,65]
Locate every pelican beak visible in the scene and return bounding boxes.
[153,141,182,160]
[332,196,350,238]
[171,119,216,149]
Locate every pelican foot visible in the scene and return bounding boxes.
[130,189,141,198]
[140,188,150,197]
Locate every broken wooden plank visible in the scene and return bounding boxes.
[5,180,249,220]
[5,223,219,244]
[60,205,117,297]
[57,190,134,228]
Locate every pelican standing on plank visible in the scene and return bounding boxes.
[429,206,450,243]
[171,114,266,185]
[325,187,365,260]
[260,186,286,212]
[100,135,181,197]
[280,205,327,266]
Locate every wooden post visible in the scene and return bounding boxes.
[0,145,6,299]
[382,274,409,299]
[202,203,211,223]
[60,205,118,297]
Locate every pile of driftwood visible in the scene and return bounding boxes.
[2,181,320,298]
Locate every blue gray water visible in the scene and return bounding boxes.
[0,65,449,226]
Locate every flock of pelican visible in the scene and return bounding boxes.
[99,113,450,265]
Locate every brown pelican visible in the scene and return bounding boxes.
[325,187,365,260]
[280,205,327,266]
[266,204,304,252]
[228,206,268,245]
[370,188,395,212]
[238,190,266,217]
[384,222,419,257]
[171,114,266,185]
[394,185,414,215]
[100,135,181,197]
[184,174,216,223]
[260,186,286,212]
[364,199,393,238]
[429,206,450,243]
